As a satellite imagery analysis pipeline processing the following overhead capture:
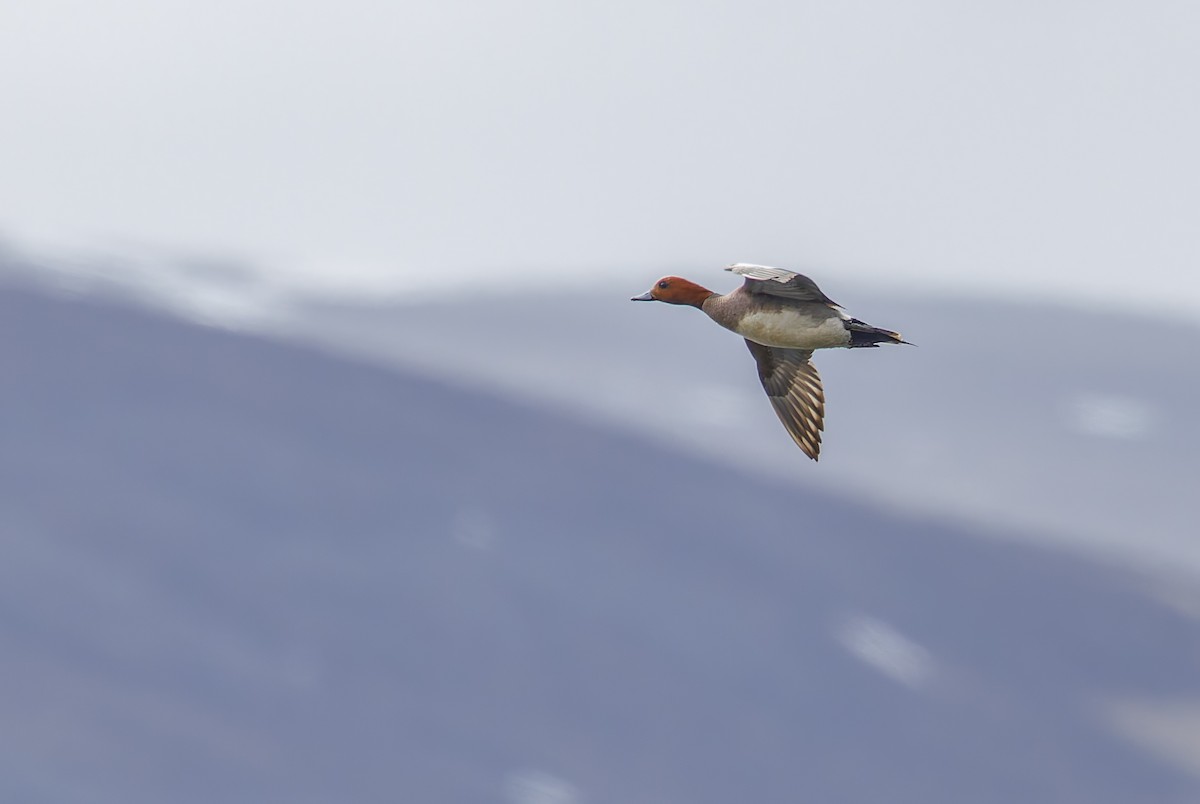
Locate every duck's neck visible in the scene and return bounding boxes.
[683,287,717,309]
[695,290,721,310]
[698,291,741,332]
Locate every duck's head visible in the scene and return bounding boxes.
[631,276,713,308]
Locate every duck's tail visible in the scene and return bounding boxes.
[847,318,912,348]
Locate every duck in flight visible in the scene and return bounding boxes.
[632,263,908,461]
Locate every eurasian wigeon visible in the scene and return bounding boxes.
[632,263,908,461]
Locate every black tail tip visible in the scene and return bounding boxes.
[850,328,909,348]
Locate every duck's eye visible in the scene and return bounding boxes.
[658,280,669,289]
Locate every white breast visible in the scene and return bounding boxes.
[734,309,851,350]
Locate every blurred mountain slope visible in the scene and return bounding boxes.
[1,286,1199,801]
[273,284,1200,574]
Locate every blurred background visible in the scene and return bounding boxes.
[2,1,1200,802]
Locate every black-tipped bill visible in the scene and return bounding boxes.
[630,290,655,301]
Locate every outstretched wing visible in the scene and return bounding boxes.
[726,263,840,307]
[744,339,826,461]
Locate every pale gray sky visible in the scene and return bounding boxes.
[2,1,1198,314]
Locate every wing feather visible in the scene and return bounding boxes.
[744,339,826,461]
[726,263,840,307]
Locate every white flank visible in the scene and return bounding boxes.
[736,310,849,350]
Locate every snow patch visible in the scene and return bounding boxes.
[451,508,496,550]
[837,614,933,688]
[504,770,580,804]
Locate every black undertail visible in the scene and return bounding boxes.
[846,318,910,348]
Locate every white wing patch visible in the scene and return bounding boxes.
[726,263,798,283]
